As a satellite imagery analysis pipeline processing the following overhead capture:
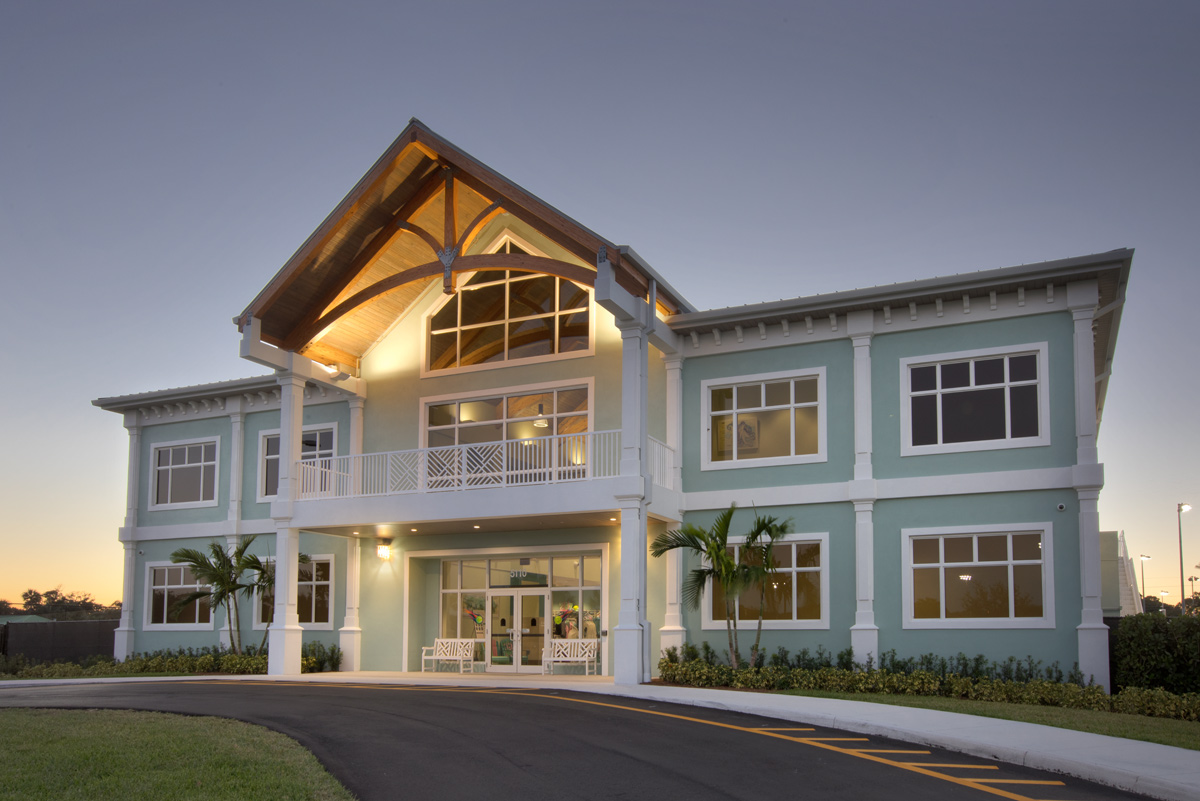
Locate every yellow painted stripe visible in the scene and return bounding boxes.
[906,764,1000,770]
[851,749,933,754]
[973,780,1066,786]
[180,682,1065,801]
[754,727,816,731]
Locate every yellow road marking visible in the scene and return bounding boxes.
[907,764,1000,770]
[755,727,816,731]
[177,682,1075,801]
[851,749,933,754]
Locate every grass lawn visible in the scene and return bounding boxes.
[779,689,1200,751]
[0,708,356,801]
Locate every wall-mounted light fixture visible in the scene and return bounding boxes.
[376,538,394,561]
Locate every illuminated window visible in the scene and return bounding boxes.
[427,240,590,372]
[702,534,829,630]
[701,368,826,470]
[426,386,589,447]
[902,525,1054,629]
[151,438,218,508]
[900,344,1050,456]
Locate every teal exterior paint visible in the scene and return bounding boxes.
[872,491,1080,671]
[673,502,857,663]
[359,288,627,456]
[871,312,1077,479]
[240,402,352,520]
[680,339,855,493]
[137,417,231,527]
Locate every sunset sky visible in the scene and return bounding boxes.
[2,1,1198,608]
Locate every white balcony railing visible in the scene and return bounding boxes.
[295,430,623,501]
[648,437,676,491]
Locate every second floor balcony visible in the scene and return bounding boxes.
[294,430,675,502]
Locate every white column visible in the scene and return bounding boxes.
[348,396,365,455]
[114,413,140,660]
[847,312,878,665]
[268,373,305,675]
[227,408,245,534]
[339,538,362,671]
[1068,279,1108,690]
[614,319,649,684]
[658,354,685,656]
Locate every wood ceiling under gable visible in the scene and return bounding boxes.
[238,120,687,370]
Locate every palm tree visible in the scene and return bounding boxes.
[651,504,756,669]
[744,512,792,668]
[241,551,309,653]
[170,535,259,654]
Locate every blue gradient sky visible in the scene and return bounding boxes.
[2,1,1197,606]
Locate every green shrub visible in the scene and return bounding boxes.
[1113,613,1200,693]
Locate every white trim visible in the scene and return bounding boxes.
[142,560,215,631]
[900,522,1055,630]
[418,378,595,449]
[402,541,610,674]
[147,435,221,511]
[699,367,827,471]
[700,532,830,630]
[899,342,1051,457]
[255,422,340,503]
[252,553,335,631]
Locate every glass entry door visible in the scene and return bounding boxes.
[487,590,548,672]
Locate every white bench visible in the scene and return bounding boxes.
[421,638,477,673]
[542,638,600,675]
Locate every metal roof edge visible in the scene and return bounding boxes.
[92,375,280,412]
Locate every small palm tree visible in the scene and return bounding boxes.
[745,512,792,667]
[241,551,309,653]
[170,535,259,654]
[651,504,756,669]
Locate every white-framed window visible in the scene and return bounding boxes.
[899,343,1050,456]
[700,368,826,470]
[254,555,334,630]
[144,562,213,630]
[901,523,1055,629]
[424,383,591,447]
[423,234,593,375]
[257,424,338,501]
[149,437,219,510]
[701,533,829,630]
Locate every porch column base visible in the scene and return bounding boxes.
[268,624,303,675]
[850,619,878,667]
[658,625,686,661]
[338,627,362,671]
[1077,621,1110,692]
[113,627,135,661]
[613,624,644,685]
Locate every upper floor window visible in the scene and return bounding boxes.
[151,437,218,509]
[426,385,589,447]
[899,343,1050,456]
[426,240,591,373]
[260,426,336,500]
[700,368,826,470]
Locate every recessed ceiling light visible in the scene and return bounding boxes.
[610,517,617,522]
[473,525,480,529]
[410,527,418,532]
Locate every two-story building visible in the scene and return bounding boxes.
[94,119,1131,687]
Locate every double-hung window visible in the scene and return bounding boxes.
[150,437,218,509]
[900,344,1049,455]
[259,426,336,500]
[702,533,829,630]
[145,563,212,629]
[701,368,826,469]
[902,524,1054,628]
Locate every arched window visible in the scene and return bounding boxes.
[427,239,590,372]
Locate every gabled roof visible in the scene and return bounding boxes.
[236,119,692,370]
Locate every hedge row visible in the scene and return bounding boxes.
[2,643,342,679]
[1112,613,1200,694]
[657,658,1200,722]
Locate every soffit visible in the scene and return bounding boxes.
[237,120,691,369]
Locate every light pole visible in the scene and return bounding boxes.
[1160,590,1171,616]
[1179,503,1192,617]
[1189,576,1198,611]
[1140,554,1151,606]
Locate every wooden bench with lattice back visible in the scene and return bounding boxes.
[542,638,600,675]
[421,638,477,673]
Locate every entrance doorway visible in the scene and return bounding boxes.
[488,590,549,672]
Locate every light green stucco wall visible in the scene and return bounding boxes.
[136,417,232,527]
